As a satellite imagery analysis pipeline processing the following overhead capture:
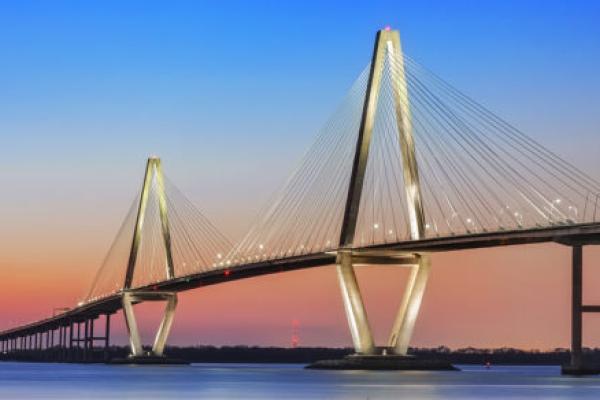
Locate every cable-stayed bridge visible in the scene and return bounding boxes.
[1,29,599,373]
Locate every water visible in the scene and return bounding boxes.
[1,363,600,399]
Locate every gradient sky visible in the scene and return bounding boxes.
[1,0,600,349]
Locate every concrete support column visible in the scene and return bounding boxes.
[152,297,177,356]
[571,245,583,368]
[75,322,81,361]
[61,325,67,361]
[90,318,95,359]
[68,322,74,362]
[336,251,375,355]
[389,254,431,355]
[104,314,111,362]
[122,295,143,357]
[83,320,89,362]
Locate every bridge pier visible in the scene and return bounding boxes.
[60,324,68,361]
[311,250,454,370]
[113,291,184,364]
[104,313,111,362]
[336,251,375,354]
[83,319,90,362]
[571,245,583,370]
[562,244,600,375]
[69,321,75,362]
[388,254,431,355]
[337,250,433,356]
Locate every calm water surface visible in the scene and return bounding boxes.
[1,362,600,399]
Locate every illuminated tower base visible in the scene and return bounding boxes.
[310,27,454,371]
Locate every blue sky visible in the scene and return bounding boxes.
[2,0,600,347]
[1,0,599,239]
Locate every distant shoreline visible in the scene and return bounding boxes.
[4,345,599,365]
[150,346,600,365]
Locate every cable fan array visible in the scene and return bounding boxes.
[224,48,600,265]
[398,53,600,237]
[84,174,232,302]
[221,66,371,266]
[85,45,600,294]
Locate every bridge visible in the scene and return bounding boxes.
[1,29,600,373]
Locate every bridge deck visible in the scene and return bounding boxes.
[2,222,600,339]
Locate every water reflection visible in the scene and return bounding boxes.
[1,363,600,399]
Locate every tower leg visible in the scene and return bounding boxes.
[336,251,375,355]
[121,291,178,359]
[152,296,178,356]
[388,254,431,355]
[122,293,144,357]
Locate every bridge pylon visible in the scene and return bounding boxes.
[120,157,180,362]
[336,28,430,357]
[124,157,175,289]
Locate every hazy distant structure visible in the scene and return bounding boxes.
[291,320,300,349]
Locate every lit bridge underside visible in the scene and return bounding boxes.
[1,28,599,373]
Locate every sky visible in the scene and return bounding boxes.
[1,0,600,350]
